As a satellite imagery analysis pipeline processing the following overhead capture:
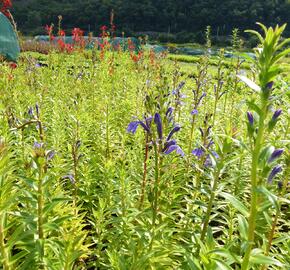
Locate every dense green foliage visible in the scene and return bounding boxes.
[0,24,289,269]
[12,0,290,41]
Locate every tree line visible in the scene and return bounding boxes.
[12,0,290,43]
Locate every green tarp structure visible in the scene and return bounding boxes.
[34,36,141,52]
[0,12,20,62]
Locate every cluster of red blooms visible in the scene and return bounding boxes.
[0,0,12,17]
[44,25,86,53]
[72,28,84,44]
[130,51,143,63]
[57,39,74,53]
[45,25,55,42]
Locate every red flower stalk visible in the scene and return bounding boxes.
[59,29,65,37]
[72,27,84,42]
[1,0,12,17]
[100,25,107,32]
[45,24,55,42]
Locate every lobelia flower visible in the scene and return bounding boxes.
[163,143,184,156]
[192,148,204,158]
[172,82,186,106]
[127,116,152,134]
[268,165,282,183]
[154,113,162,140]
[163,125,184,157]
[34,141,44,149]
[172,81,185,95]
[62,174,75,185]
[28,107,34,117]
[204,151,219,167]
[247,112,254,126]
[272,109,282,121]
[266,81,274,90]
[167,125,181,141]
[268,149,283,163]
[166,107,174,123]
[76,140,82,149]
[46,150,56,161]
[191,109,198,115]
[35,103,40,117]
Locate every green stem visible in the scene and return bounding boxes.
[241,99,267,270]
[0,214,10,270]
[150,141,160,249]
[37,163,44,269]
[106,103,110,159]
[152,142,160,228]
[187,115,196,172]
[200,166,221,241]
[139,134,149,209]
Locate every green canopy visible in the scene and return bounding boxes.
[0,12,20,62]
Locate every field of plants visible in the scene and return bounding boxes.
[0,23,289,270]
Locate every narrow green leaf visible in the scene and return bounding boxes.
[220,192,248,216]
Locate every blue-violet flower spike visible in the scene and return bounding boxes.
[167,125,181,141]
[268,165,282,183]
[192,148,204,158]
[268,149,283,163]
[164,145,184,157]
[154,113,163,140]
[127,121,140,134]
[191,109,198,115]
[247,112,254,126]
[272,109,282,121]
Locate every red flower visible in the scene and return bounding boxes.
[59,29,65,37]
[45,25,53,34]
[65,44,74,53]
[9,62,17,69]
[72,28,84,43]
[1,0,12,17]
[100,25,107,31]
[57,39,66,51]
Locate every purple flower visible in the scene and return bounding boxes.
[191,109,198,115]
[164,144,184,157]
[163,140,177,152]
[35,103,40,117]
[76,140,82,149]
[204,151,219,167]
[34,142,44,149]
[172,81,185,95]
[166,107,173,118]
[268,149,283,163]
[192,148,204,158]
[46,150,55,161]
[268,166,282,183]
[127,116,152,134]
[272,110,282,121]
[28,107,34,117]
[199,92,206,102]
[139,121,151,133]
[127,121,140,134]
[154,113,163,140]
[166,107,174,123]
[266,81,274,90]
[247,112,254,126]
[62,174,75,184]
[167,125,181,141]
